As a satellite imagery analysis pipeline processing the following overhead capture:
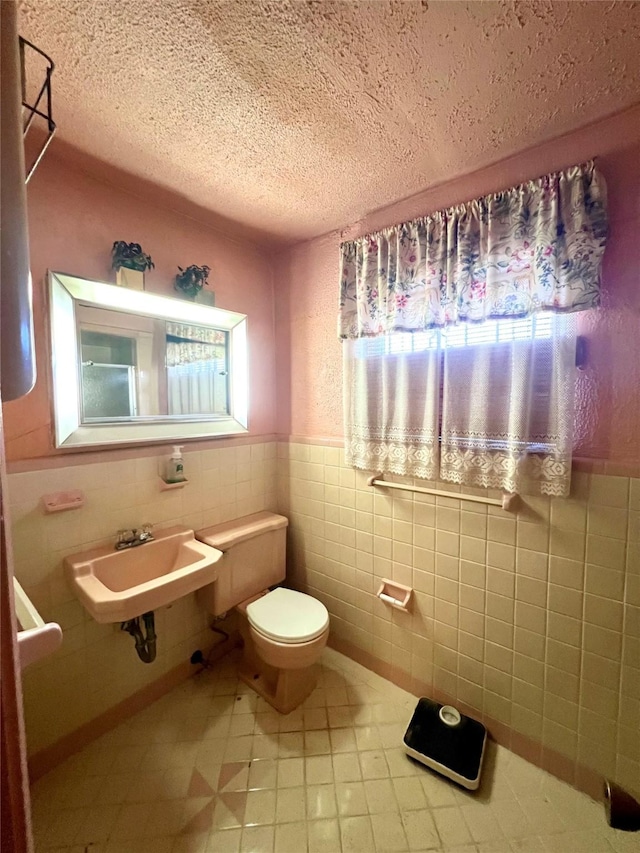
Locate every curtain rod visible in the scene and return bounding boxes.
[367,475,518,511]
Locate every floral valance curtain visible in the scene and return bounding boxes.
[165,322,226,367]
[338,161,607,339]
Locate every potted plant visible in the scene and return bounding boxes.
[112,241,154,290]
[174,264,213,303]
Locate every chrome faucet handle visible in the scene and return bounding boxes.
[115,528,136,550]
[115,525,154,549]
[138,523,155,542]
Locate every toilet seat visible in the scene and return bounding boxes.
[247,587,329,644]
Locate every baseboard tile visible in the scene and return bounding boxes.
[28,633,240,782]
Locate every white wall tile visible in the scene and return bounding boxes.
[282,446,635,790]
[10,441,277,755]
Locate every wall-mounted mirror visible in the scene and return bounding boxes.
[49,271,248,448]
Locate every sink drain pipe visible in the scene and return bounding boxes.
[121,611,157,663]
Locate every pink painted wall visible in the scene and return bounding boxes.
[274,107,640,468]
[2,151,276,461]
[4,107,639,466]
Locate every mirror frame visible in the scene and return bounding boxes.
[48,271,248,448]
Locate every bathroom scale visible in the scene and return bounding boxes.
[403,698,487,790]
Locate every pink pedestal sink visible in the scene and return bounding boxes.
[64,526,222,623]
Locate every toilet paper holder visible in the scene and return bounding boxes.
[377,579,412,611]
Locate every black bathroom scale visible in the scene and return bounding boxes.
[403,698,487,790]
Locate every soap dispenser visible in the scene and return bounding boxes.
[165,445,186,483]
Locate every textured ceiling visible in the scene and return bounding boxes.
[18,0,640,244]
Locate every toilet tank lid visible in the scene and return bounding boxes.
[196,511,288,550]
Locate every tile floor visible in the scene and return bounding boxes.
[30,649,635,853]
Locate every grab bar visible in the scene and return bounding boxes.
[367,475,518,511]
[13,578,62,669]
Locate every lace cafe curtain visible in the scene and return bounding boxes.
[343,330,441,481]
[339,162,607,496]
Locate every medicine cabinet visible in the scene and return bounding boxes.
[48,271,248,448]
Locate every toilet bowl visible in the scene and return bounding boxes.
[238,587,329,712]
[196,512,330,713]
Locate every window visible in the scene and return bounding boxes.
[340,161,604,498]
[353,314,554,357]
[344,314,576,495]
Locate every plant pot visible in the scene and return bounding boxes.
[116,267,145,290]
[195,289,215,306]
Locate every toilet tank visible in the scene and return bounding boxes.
[196,512,288,617]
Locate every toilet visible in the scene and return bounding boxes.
[196,511,330,713]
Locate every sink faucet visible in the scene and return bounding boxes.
[115,524,155,550]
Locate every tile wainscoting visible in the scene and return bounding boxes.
[277,440,639,799]
[8,440,277,759]
[9,435,639,803]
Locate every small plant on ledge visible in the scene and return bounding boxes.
[174,264,212,301]
[111,241,155,272]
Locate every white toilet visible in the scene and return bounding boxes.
[197,512,330,713]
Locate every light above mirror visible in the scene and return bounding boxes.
[49,271,248,448]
